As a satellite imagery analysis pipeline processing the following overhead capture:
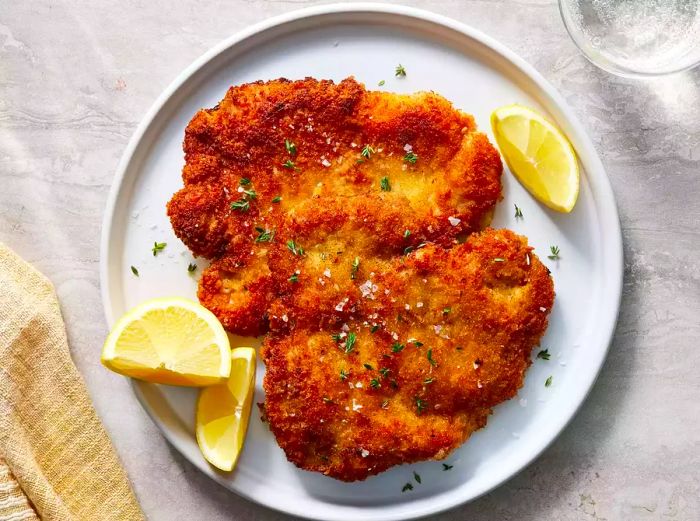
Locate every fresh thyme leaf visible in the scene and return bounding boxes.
[380,176,391,192]
[548,245,561,260]
[370,325,379,334]
[545,375,553,387]
[427,349,437,367]
[363,363,374,371]
[361,144,375,159]
[415,396,426,415]
[272,196,281,203]
[351,256,360,279]
[404,245,414,255]
[402,482,413,492]
[423,377,434,384]
[379,367,390,378]
[240,177,251,186]
[255,228,274,243]
[230,199,250,212]
[322,396,333,404]
[443,307,451,315]
[151,242,166,256]
[403,229,411,239]
[285,139,297,155]
[242,189,257,200]
[370,378,381,389]
[413,471,422,484]
[378,80,385,86]
[514,204,523,218]
[130,265,139,276]
[395,64,407,77]
[493,258,506,262]
[392,342,405,353]
[187,263,197,273]
[288,273,299,283]
[442,463,454,471]
[340,369,348,381]
[282,159,298,170]
[344,332,357,354]
[537,349,551,360]
[413,340,423,347]
[403,151,418,163]
[287,240,304,256]
[331,333,342,343]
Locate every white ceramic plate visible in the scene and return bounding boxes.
[100,4,622,520]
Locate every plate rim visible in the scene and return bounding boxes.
[99,3,623,520]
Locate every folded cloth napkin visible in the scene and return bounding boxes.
[0,243,144,521]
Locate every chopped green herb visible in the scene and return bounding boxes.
[404,246,414,255]
[272,196,282,203]
[537,349,551,360]
[322,396,333,404]
[379,367,390,378]
[380,399,389,408]
[130,266,139,276]
[395,64,407,77]
[545,375,553,387]
[240,177,251,186]
[548,245,561,260]
[392,342,405,353]
[343,332,357,354]
[285,139,297,155]
[151,242,166,256]
[514,204,523,219]
[413,340,423,347]
[493,258,506,263]
[287,240,305,256]
[370,378,381,389]
[443,307,451,315]
[282,159,298,170]
[370,325,379,334]
[340,369,348,381]
[230,199,250,212]
[361,144,375,159]
[415,397,426,415]
[331,333,342,343]
[424,377,435,384]
[288,273,299,283]
[413,471,422,484]
[403,151,418,164]
[442,463,454,471]
[351,256,360,279]
[380,176,391,192]
[363,363,374,371]
[255,227,274,243]
[427,349,437,367]
[378,80,385,86]
[402,482,413,492]
[403,229,411,239]
[187,263,197,273]
[242,189,257,200]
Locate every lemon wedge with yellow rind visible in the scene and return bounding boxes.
[101,297,231,386]
[196,347,256,471]
[491,104,580,213]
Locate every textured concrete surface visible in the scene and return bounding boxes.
[1,1,699,520]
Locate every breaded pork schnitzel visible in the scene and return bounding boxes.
[167,77,502,336]
[262,228,555,481]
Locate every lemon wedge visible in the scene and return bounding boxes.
[491,104,580,212]
[196,347,256,471]
[101,297,231,386]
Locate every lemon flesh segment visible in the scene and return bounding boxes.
[196,347,256,472]
[101,297,231,387]
[491,104,580,213]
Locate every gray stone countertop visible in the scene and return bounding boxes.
[1,1,698,519]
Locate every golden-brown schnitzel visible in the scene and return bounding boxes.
[262,228,554,481]
[167,77,554,481]
[167,77,502,336]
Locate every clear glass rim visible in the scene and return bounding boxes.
[558,0,700,78]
